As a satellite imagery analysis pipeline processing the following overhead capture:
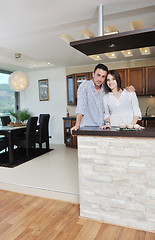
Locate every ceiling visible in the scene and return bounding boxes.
[0,0,155,71]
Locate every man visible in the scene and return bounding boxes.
[71,64,108,134]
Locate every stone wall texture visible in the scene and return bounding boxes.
[78,136,155,232]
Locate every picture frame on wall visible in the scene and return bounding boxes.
[38,79,49,101]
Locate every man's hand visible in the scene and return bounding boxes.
[70,124,80,135]
[99,123,111,129]
[71,114,82,135]
[126,85,135,92]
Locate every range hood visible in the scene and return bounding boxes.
[70,27,155,55]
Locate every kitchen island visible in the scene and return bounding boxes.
[73,127,155,232]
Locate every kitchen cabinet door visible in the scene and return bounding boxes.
[74,73,90,103]
[146,66,155,95]
[71,120,77,148]
[67,72,90,105]
[89,72,93,80]
[147,120,155,127]
[117,69,127,89]
[63,119,77,148]
[127,68,145,95]
[67,75,76,105]
[144,119,155,128]
[64,120,72,146]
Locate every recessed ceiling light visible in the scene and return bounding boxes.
[105,52,117,59]
[121,50,133,57]
[140,47,150,55]
[88,55,102,60]
[80,30,96,39]
[58,34,75,43]
[48,62,51,65]
[33,64,36,67]
[104,25,119,34]
[104,31,119,36]
[130,20,144,30]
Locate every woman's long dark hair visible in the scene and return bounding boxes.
[105,70,122,93]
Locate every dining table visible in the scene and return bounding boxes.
[0,125,27,164]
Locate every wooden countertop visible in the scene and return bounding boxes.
[73,126,155,138]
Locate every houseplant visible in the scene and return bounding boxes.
[10,109,32,122]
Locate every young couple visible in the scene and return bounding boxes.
[71,63,143,134]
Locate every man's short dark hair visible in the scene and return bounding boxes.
[94,64,108,73]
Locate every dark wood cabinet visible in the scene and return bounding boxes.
[127,67,145,95]
[138,118,155,128]
[63,119,71,146]
[63,118,77,148]
[66,72,90,105]
[143,119,155,128]
[117,66,155,96]
[146,120,155,127]
[117,69,127,89]
[71,120,77,147]
[145,66,155,95]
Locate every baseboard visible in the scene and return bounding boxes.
[0,182,79,204]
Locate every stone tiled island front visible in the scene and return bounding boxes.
[73,127,155,232]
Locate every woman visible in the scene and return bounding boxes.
[100,70,143,129]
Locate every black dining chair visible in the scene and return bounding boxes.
[14,116,38,158]
[36,114,50,150]
[0,138,8,152]
[0,116,11,126]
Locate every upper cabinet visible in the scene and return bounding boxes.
[67,72,90,105]
[74,73,90,97]
[117,66,155,96]
[117,69,127,89]
[145,66,155,96]
[127,67,145,95]
[67,66,155,105]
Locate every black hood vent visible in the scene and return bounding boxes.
[70,27,155,55]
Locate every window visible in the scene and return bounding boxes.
[0,70,19,117]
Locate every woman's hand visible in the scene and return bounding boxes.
[133,124,145,130]
[100,123,111,129]
[138,125,145,130]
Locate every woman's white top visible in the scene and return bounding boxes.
[103,89,142,126]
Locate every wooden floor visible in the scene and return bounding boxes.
[0,190,154,240]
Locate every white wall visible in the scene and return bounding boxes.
[20,67,67,144]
